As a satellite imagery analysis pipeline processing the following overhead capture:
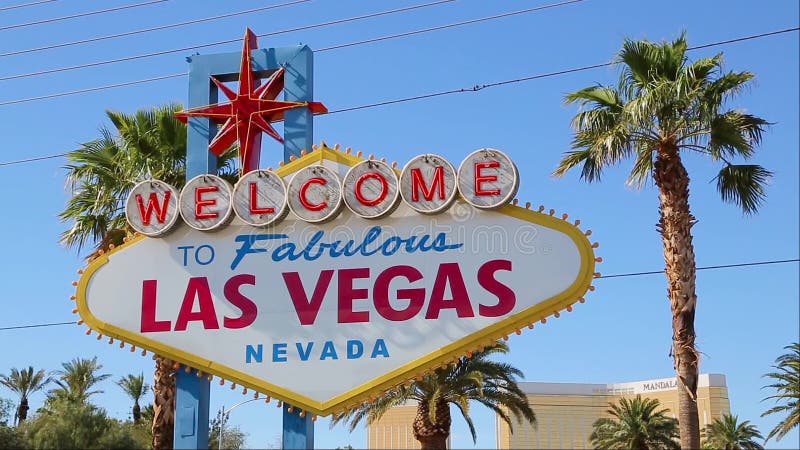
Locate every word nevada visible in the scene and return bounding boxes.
[125,149,519,236]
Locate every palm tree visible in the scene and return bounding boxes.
[590,395,679,450]
[702,413,764,450]
[0,366,51,425]
[59,104,237,450]
[553,33,770,448]
[331,342,535,449]
[48,357,111,404]
[761,342,799,442]
[118,373,150,423]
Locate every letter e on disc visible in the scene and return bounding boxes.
[457,148,519,209]
[179,174,234,231]
[125,179,180,237]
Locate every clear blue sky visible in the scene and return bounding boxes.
[0,0,797,448]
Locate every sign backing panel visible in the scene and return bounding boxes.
[75,146,596,416]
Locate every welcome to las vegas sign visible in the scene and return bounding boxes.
[74,143,598,417]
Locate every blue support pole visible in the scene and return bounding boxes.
[280,46,315,450]
[174,369,210,449]
[174,52,217,450]
[179,43,316,449]
[282,46,314,161]
[283,404,315,449]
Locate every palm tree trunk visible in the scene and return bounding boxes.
[16,397,29,425]
[413,399,451,449]
[152,356,176,450]
[133,400,141,423]
[654,144,700,450]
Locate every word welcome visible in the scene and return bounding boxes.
[125,148,519,236]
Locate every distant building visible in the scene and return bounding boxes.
[366,374,729,449]
[366,402,450,449]
[497,374,730,449]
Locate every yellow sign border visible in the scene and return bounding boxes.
[75,145,596,416]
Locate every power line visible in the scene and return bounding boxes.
[0,27,795,166]
[0,0,56,12]
[0,0,462,82]
[0,0,170,32]
[316,0,583,51]
[0,152,72,166]
[0,321,74,331]
[0,257,796,332]
[326,27,800,113]
[599,258,799,279]
[0,0,564,103]
[0,71,184,108]
[0,0,312,58]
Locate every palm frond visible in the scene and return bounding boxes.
[708,110,771,160]
[714,164,772,214]
[761,342,799,442]
[703,70,755,111]
[552,147,604,182]
[60,103,190,255]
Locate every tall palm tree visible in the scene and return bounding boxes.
[48,357,111,404]
[702,413,764,450]
[590,395,679,450]
[553,33,770,448]
[0,366,51,425]
[761,342,799,442]
[59,104,237,450]
[331,342,535,449]
[118,373,150,423]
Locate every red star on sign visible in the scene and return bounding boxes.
[176,28,327,173]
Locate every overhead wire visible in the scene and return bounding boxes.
[0,0,463,82]
[0,26,796,167]
[0,4,790,108]
[0,0,574,106]
[0,0,56,12]
[598,258,799,279]
[0,0,313,58]
[0,0,170,32]
[0,258,796,332]
[316,0,583,51]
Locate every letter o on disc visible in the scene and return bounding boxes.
[457,148,519,210]
[125,179,180,237]
[232,170,288,227]
[179,174,234,231]
[343,160,399,219]
[399,154,458,214]
[287,165,343,223]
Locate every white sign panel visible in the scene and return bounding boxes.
[76,147,596,416]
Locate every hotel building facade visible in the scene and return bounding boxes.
[366,374,729,449]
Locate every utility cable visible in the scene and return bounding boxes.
[0,0,568,106]
[0,258,796,332]
[316,0,582,52]
[598,258,799,279]
[0,0,462,81]
[0,321,75,331]
[0,0,56,12]
[0,0,170,32]
[0,26,796,166]
[0,0,312,58]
